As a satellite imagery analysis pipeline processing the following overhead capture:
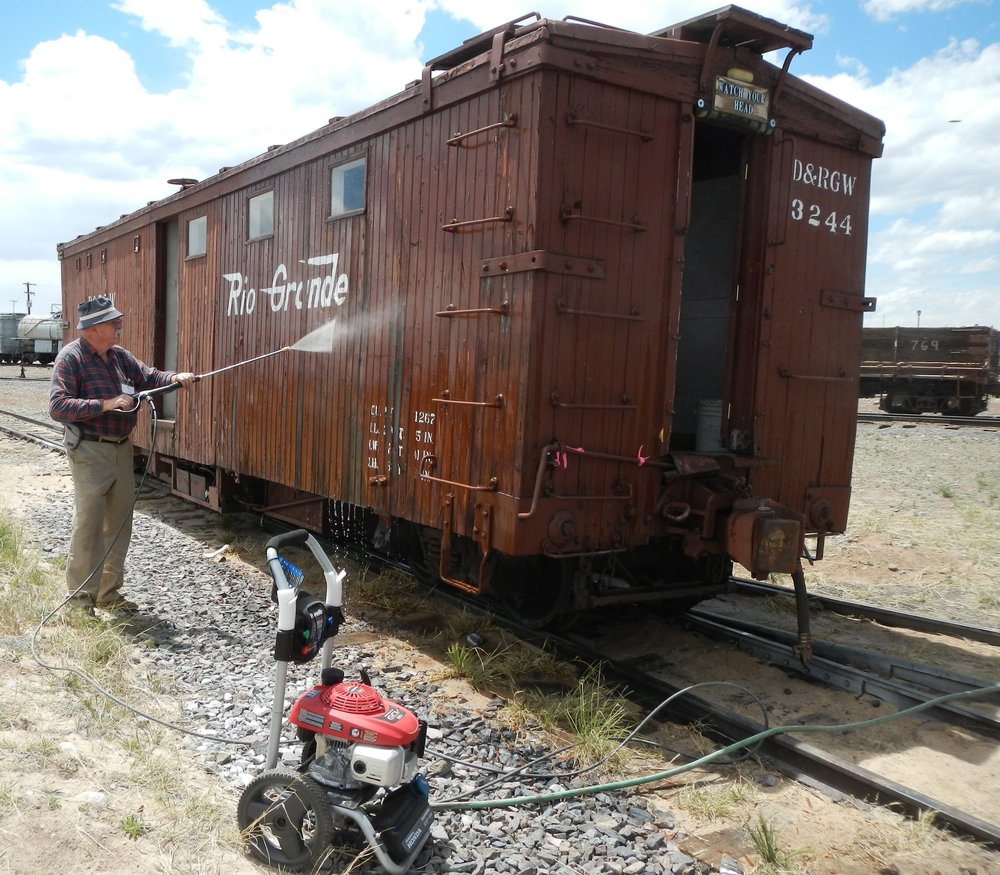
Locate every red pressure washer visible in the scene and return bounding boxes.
[237,529,433,873]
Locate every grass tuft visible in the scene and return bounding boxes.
[513,664,635,771]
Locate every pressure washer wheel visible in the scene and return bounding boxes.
[237,767,333,872]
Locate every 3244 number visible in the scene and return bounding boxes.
[790,198,852,235]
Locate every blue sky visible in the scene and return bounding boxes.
[1,0,997,328]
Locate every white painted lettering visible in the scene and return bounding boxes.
[334,274,349,306]
[264,264,289,312]
[320,275,335,307]
[307,276,322,309]
[792,159,857,198]
[223,252,351,319]
[224,273,256,316]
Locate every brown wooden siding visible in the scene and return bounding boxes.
[751,135,874,529]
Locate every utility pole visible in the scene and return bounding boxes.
[23,282,35,314]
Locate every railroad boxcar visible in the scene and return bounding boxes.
[860,326,1000,416]
[57,8,883,628]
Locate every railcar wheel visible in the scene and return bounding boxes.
[237,768,333,871]
[494,556,578,629]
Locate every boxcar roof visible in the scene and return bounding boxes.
[653,4,813,54]
[58,7,883,256]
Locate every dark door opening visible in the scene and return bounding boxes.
[156,219,181,419]
[670,122,746,452]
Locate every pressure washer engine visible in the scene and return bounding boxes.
[237,529,433,873]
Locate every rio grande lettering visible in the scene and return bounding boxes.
[224,253,349,317]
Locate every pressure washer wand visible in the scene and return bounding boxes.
[193,345,293,382]
[133,346,292,402]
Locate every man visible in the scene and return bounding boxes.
[49,296,196,613]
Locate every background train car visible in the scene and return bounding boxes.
[860,326,1000,416]
[0,311,63,364]
[57,9,883,627]
[0,313,26,363]
[17,313,64,364]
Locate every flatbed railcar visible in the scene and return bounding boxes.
[860,326,1000,416]
[57,7,884,627]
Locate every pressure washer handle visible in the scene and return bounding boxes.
[135,374,202,402]
[264,528,345,614]
[265,529,311,551]
[136,382,181,401]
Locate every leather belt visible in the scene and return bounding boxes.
[80,433,129,444]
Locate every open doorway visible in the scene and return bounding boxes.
[670,122,745,452]
[157,219,181,420]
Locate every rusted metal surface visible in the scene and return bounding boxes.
[57,11,884,606]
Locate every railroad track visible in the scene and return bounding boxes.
[859,411,1000,428]
[428,581,1000,849]
[3,411,1000,848]
[598,642,1000,848]
[732,576,1000,646]
[0,407,63,451]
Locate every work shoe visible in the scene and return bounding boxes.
[96,597,140,614]
[66,596,96,618]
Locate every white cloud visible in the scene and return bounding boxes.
[112,0,230,51]
[862,0,983,23]
[805,37,1000,328]
[0,1,437,316]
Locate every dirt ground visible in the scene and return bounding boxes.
[1,374,999,874]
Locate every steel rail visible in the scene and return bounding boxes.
[732,577,1000,646]
[545,626,1000,849]
[692,609,1000,699]
[683,610,1000,735]
[0,409,64,452]
[858,411,1000,428]
[0,409,60,432]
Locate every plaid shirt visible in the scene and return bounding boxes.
[49,337,176,439]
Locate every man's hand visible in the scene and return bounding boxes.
[171,372,197,387]
[102,394,135,412]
